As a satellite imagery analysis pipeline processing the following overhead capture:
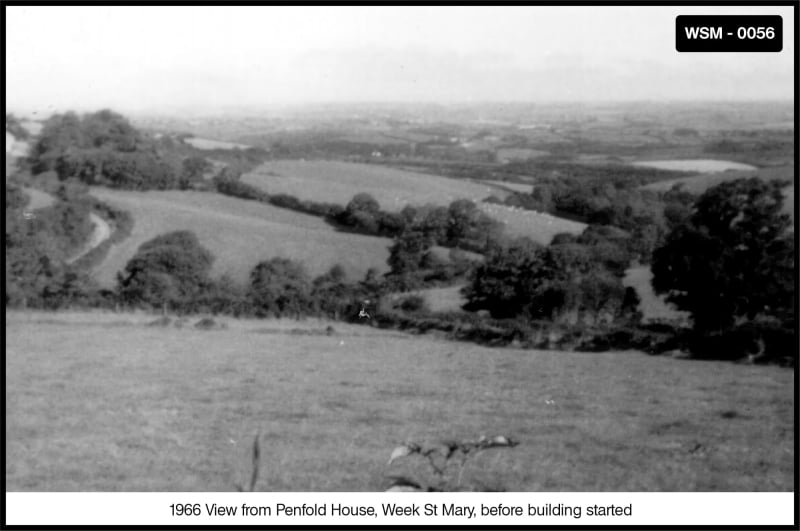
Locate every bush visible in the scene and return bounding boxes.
[117,230,214,311]
[249,257,311,318]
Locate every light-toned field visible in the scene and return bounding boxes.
[388,285,467,313]
[631,159,758,173]
[6,310,793,491]
[20,120,44,136]
[6,134,29,158]
[482,180,534,194]
[479,203,587,243]
[184,137,251,150]
[6,132,30,176]
[641,165,794,194]
[496,148,549,162]
[241,160,498,212]
[23,187,56,210]
[88,188,393,286]
[623,266,689,323]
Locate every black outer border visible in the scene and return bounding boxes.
[1,1,797,530]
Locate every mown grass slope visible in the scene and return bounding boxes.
[6,311,793,492]
[479,202,586,242]
[88,188,393,286]
[242,160,586,244]
[22,187,56,210]
[241,160,498,211]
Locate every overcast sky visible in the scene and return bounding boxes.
[5,5,795,114]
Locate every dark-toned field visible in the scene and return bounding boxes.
[6,311,793,492]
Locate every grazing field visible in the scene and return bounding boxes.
[22,187,56,210]
[6,310,793,491]
[641,165,793,193]
[631,159,758,173]
[479,202,587,243]
[6,132,30,176]
[496,147,549,162]
[482,180,534,194]
[241,160,498,212]
[88,188,393,286]
[5,131,29,157]
[184,137,251,150]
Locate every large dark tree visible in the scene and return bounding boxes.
[464,235,636,325]
[463,238,547,318]
[651,178,794,359]
[249,257,311,318]
[337,193,382,233]
[387,228,434,276]
[117,230,214,311]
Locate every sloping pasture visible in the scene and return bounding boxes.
[88,188,394,286]
[6,311,793,491]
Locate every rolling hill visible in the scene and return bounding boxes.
[241,159,498,211]
[88,188,395,287]
[241,159,586,243]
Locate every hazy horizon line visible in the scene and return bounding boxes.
[8,98,795,118]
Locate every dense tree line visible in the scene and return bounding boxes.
[5,182,99,308]
[462,235,639,327]
[112,230,383,320]
[28,110,216,191]
[491,174,702,263]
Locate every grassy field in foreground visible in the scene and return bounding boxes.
[88,188,393,286]
[6,311,793,492]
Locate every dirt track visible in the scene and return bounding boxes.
[66,213,112,264]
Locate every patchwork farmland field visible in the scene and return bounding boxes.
[6,310,793,491]
[241,160,586,243]
[22,187,56,210]
[184,137,251,151]
[482,179,534,194]
[88,188,393,286]
[479,202,587,243]
[241,160,498,211]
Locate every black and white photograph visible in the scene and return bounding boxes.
[4,3,796,527]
